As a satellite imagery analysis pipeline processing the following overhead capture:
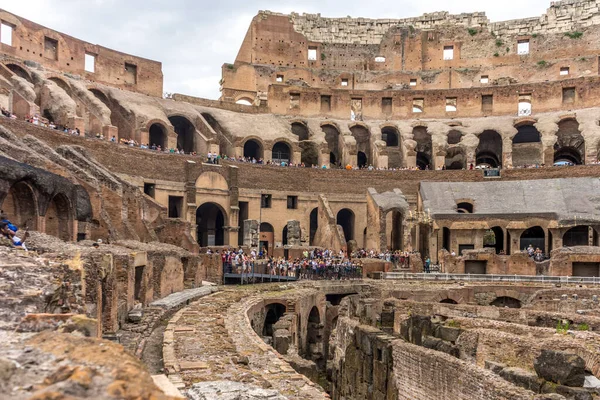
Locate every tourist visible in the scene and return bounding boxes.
[0,221,29,250]
[424,257,431,273]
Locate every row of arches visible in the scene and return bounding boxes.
[147,115,196,152]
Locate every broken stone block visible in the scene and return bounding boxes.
[128,308,143,323]
[534,350,586,387]
[485,360,507,374]
[499,367,543,393]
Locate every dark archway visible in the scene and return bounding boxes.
[336,209,355,242]
[440,298,458,304]
[350,125,371,167]
[282,225,288,246]
[484,226,504,254]
[322,124,340,165]
[513,125,541,143]
[1,181,38,230]
[300,141,319,167]
[381,127,399,147]
[563,226,590,247]
[456,202,474,213]
[309,208,318,246]
[388,210,403,251]
[243,139,263,160]
[445,147,466,170]
[306,306,323,364]
[490,296,521,308]
[447,130,462,145]
[413,126,432,170]
[291,122,309,141]
[520,226,545,253]
[196,202,225,247]
[168,116,195,153]
[6,63,32,83]
[442,227,450,252]
[149,123,166,148]
[272,141,291,164]
[513,124,542,167]
[382,126,403,168]
[48,77,71,95]
[263,303,286,336]
[260,222,274,255]
[476,130,502,168]
[45,193,71,241]
[555,119,584,165]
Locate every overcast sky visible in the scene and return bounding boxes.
[4,0,552,99]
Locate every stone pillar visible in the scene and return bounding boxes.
[243,220,259,248]
[139,129,149,146]
[68,117,86,135]
[502,138,513,168]
[508,229,524,254]
[264,149,273,162]
[286,220,302,246]
[102,125,118,141]
[167,132,177,150]
[292,150,301,165]
[466,148,476,167]
[405,153,417,168]
[434,154,445,170]
[542,144,555,166]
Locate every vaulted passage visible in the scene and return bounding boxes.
[476,130,502,168]
[272,142,291,165]
[336,208,355,242]
[445,147,466,170]
[490,296,521,308]
[243,139,263,160]
[484,226,504,254]
[6,63,32,82]
[196,202,225,247]
[321,124,341,165]
[263,303,286,336]
[2,181,37,230]
[413,126,431,170]
[300,141,319,167]
[512,124,542,167]
[350,125,371,168]
[310,207,318,246]
[149,123,166,148]
[306,306,324,366]
[382,126,403,168]
[520,226,545,253]
[563,225,591,247]
[291,122,309,141]
[45,193,71,241]
[169,116,195,153]
[555,119,584,165]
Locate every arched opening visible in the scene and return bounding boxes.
[476,130,503,168]
[445,147,466,170]
[1,181,38,230]
[260,222,274,256]
[442,227,451,252]
[202,113,233,157]
[309,208,318,246]
[300,141,319,167]
[196,202,225,247]
[413,126,432,170]
[456,202,474,213]
[45,193,71,241]
[235,97,253,106]
[382,126,403,168]
[291,122,309,141]
[306,306,323,364]
[5,63,32,83]
[555,119,584,165]
[386,210,403,251]
[440,298,458,304]
[321,124,340,166]
[48,77,71,95]
[484,226,505,254]
[447,130,462,145]
[512,124,542,167]
[282,225,288,246]
[520,226,545,253]
[149,123,166,149]
[336,209,355,242]
[563,226,590,247]
[490,296,521,308]
[272,141,291,165]
[168,116,195,153]
[263,303,286,337]
[350,125,371,167]
[243,139,263,160]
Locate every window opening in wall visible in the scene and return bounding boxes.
[443,45,454,60]
[560,67,569,76]
[382,97,392,115]
[143,183,155,198]
[320,95,331,112]
[482,94,493,112]
[445,97,457,112]
[456,201,474,213]
[562,87,575,104]
[518,93,532,116]
[261,194,272,208]
[375,56,386,63]
[168,196,183,218]
[124,62,137,84]
[341,78,349,86]
[0,22,13,46]
[308,46,317,61]
[517,39,529,55]
[44,36,58,60]
[480,75,489,84]
[412,98,424,113]
[410,78,417,86]
[290,92,300,108]
[276,74,283,82]
[84,53,96,73]
[350,98,363,121]
[287,195,298,209]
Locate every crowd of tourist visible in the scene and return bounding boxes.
[525,244,547,262]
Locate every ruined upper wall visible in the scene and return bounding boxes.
[0,9,163,97]
[263,0,600,44]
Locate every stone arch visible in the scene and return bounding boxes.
[337,208,355,242]
[263,302,286,336]
[447,130,463,145]
[45,193,72,241]
[202,112,234,156]
[412,126,432,170]
[445,147,466,170]
[563,225,591,247]
[291,121,309,141]
[306,306,323,364]
[272,141,292,164]
[243,137,264,160]
[235,96,254,106]
[195,171,228,191]
[512,124,542,166]
[47,76,72,95]
[309,207,318,246]
[555,118,584,165]
[440,298,458,304]
[476,130,503,168]
[282,225,288,246]
[88,88,110,107]
[456,201,474,213]
[168,115,196,153]
[196,202,227,247]
[384,209,404,250]
[321,123,341,165]
[148,122,167,148]
[300,141,319,167]
[4,63,33,83]
[381,125,403,168]
[490,296,522,308]
[1,181,38,230]
[350,124,371,168]
[484,226,505,254]
[520,226,545,253]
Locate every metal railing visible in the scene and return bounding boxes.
[382,272,600,284]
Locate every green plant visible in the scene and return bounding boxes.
[495,39,503,47]
[556,320,570,334]
[577,323,590,331]
[409,25,415,33]
[321,53,326,60]
[468,28,478,36]
[447,319,461,328]
[532,33,538,38]
[225,63,234,70]
[493,52,499,57]
[506,47,510,53]
[565,31,583,39]
[579,57,587,62]
[537,60,549,67]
